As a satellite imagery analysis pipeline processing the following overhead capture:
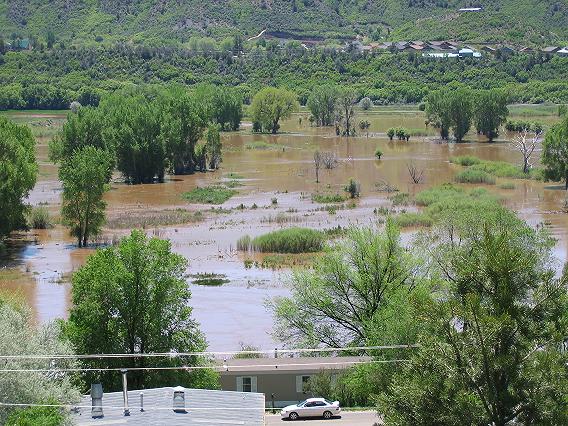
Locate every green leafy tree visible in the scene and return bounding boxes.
[102,93,166,183]
[269,221,424,348]
[307,85,339,127]
[378,214,568,426]
[474,90,509,142]
[251,87,298,134]
[64,230,218,391]
[5,405,64,426]
[425,90,451,140]
[542,115,568,189]
[0,299,79,424]
[195,85,243,131]
[160,89,207,175]
[60,146,112,247]
[448,88,473,142]
[0,117,37,237]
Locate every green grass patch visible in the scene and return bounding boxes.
[183,186,237,204]
[392,212,433,228]
[237,228,325,253]
[245,141,283,150]
[455,169,496,185]
[226,172,244,179]
[499,182,516,190]
[450,156,482,166]
[312,193,347,203]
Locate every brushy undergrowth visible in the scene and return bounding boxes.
[183,186,237,204]
[389,192,411,206]
[237,227,325,253]
[451,155,539,180]
[245,141,283,150]
[106,209,204,229]
[392,212,433,228]
[312,193,347,203]
[455,169,496,185]
[190,273,230,286]
[29,206,52,229]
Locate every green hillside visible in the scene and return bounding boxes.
[1,0,567,46]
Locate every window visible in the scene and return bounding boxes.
[296,375,312,393]
[242,377,252,392]
[314,401,327,407]
[237,376,257,393]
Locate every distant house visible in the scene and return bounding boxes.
[219,356,371,408]
[72,386,265,425]
[482,45,497,54]
[519,46,534,53]
[459,48,475,58]
[558,47,568,57]
[542,46,561,54]
[459,7,483,12]
[499,45,516,54]
[11,38,32,50]
[429,41,458,51]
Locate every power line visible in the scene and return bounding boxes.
[0,344,418,360]
[0,358,408,373]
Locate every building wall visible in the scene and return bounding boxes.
[220,372,320,407]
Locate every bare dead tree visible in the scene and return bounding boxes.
[407,162,424,184]
[512,129,542,174]
[314,151,322,183]
[321,152,338,169]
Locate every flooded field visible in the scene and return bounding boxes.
[1,106,567,350]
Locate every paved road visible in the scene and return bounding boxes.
[266,411,380,425]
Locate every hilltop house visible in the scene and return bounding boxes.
[542,46,561,54]
[219,356,372,408]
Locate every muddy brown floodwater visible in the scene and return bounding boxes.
[1,108,567,351]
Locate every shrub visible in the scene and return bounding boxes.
[415,184,465,206]
[392,212,433,228]
[183,186,237,204]
[359,97,372,110]
[450,156,482,166]
[237,228,325,253]
[455,169,496,185]
[375,148,383,159]
[312,193,347,203]
[29,206,52,229]
[389,192,410,206]
[505,120,544,133]
[344,179,360,199]
[387,128,395,140]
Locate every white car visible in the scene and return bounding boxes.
[281,398,341,420]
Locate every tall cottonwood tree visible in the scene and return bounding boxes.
[542,115,568,189]
[307,85,339,126]
[60,146,112,247]
[0,117,37,237]
[65,230,217,391]
[474,90,509,142]
[336,89,357,136]
[251,87,298,134]
[378,212,568,426]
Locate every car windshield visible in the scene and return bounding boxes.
[296,400,307,407]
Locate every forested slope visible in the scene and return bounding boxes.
[1,0,567,45]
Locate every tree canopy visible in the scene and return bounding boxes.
[307,85,339,127]
[0,117,37,237]
[64,230,218,391]
[474,89,509,141]
[542,115,568,189]
[251,87,298,134]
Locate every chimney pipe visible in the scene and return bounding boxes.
[120,369,130,416]
[90,383,104,418]
[140,392,144,412]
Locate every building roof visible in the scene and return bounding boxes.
[72,387,265,426]
[219,356,372,375]
[542,46,560,52]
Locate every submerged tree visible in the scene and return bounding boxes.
[336,89,357,136]
[251,87,298,134]
[448,88,473,142]
[60,146,112,247]
[0,117,37,237]
[425,90,452,140]
[542,115,568,189]
[474,89,509,142]
[307,85,339,127]
[65,230,218,391]
[512,128,542,174]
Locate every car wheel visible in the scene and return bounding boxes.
[323,411,332,419]
[289,412,299,421]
